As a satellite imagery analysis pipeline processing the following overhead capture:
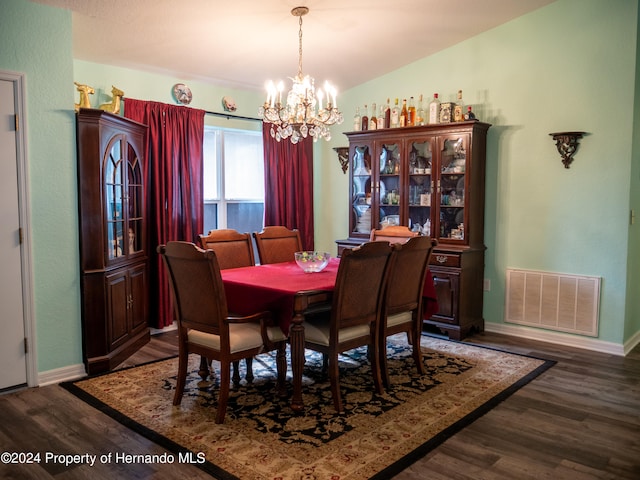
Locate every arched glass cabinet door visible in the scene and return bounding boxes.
[350,143,373,237]
[104,135,126,261]
[104,135,144,261]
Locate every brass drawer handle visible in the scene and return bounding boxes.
[436,255,448,264]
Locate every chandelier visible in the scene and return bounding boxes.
[259,6,343,143]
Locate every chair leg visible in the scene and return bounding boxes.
[173,349,189,405]
[215,360,231,424]
[369,341,384,396]
[275,343,287,398]
[245,357,254,383]
[328,355,343,413]
[232,361,241,386]
[380,336,391,389]
[413,326,426,375]
[198,355,210,381]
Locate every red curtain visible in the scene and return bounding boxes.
[262,123,314,250]
[125,99,205,328]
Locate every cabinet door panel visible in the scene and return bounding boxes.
[106,270,129,347]
[431,269,459,324]
[129,263,148,331]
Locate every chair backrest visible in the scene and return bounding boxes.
[384,236,436,316]
[370,225,419,244]
[330,241,395,335]
[157,241,228,336]
[253,226,303,264]
[198,229,255,269]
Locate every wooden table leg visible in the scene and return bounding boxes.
[289,309,305,412]
[290,291,332,412]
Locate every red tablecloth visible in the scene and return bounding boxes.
[221,259,340,334]
[221,257,439,333]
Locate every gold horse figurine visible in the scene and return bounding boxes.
[99,85,124,114]
[74,82,95,112]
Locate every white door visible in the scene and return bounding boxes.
[0,77,28,390]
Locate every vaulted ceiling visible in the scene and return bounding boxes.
[32,0,555,91]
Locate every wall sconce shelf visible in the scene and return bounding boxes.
[549,131,585,169]
[333,147,349,173]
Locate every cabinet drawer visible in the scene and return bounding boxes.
[430,252,460,268]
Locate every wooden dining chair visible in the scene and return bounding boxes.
[301,241,395,412]
[379,235,436,388]
[198,229,255,269]
[253,226,303,264]
[198,228,257,385]
[369,225,419,244]
[157,241,287,424]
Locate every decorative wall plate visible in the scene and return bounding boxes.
[173,83,192,105]
[222,96,237,112]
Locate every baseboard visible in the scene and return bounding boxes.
[485,322,633,356]
[38,363,87,387]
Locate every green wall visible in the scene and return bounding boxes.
[627,2,640,341]
[0,0,80,371]
[2,0,639,378]
[317,0,639,345]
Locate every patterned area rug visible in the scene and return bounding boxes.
[63,336,554,480]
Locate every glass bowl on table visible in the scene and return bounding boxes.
[294,251,331,273]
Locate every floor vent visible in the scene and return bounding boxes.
[505,269,600,337]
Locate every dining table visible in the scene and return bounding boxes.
[220,257,438,412]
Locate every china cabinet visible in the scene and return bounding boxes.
[76,109,150,374]
[336,120,491,340]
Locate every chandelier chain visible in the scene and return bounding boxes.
[298,15,303,78]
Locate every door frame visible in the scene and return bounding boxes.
[1,70,37,387]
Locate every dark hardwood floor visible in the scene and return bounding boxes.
[1,330,638,479]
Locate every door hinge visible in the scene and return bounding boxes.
[19,227,23,244]
[15,114,19,132]
[24,337,28,354]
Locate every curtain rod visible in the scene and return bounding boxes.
[204,109,262,122]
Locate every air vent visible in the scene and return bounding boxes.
[505,269,600,337]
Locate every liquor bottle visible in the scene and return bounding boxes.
[408,96,416,126]
[361,104,369,130]
[353,106,361,131]
[464,105,476,120]
[378,104,386,129]
[400,99,408,127]
[384,98,392,129]
[428,93,440,124]
[369,103,377,130]
[453,90,464,122]
[390,98,400,128]
[416,94,425,126]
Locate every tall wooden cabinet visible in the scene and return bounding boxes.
[336,120,491,340]
[76,109,150,374]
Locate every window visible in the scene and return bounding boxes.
[203,127,264,234]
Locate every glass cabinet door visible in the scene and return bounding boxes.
[437,135,468,242]
[407,139,434,235]
[127,143,143,256]
[105,136,125,260]
[350,143,373,236]
[378,142,401,229]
